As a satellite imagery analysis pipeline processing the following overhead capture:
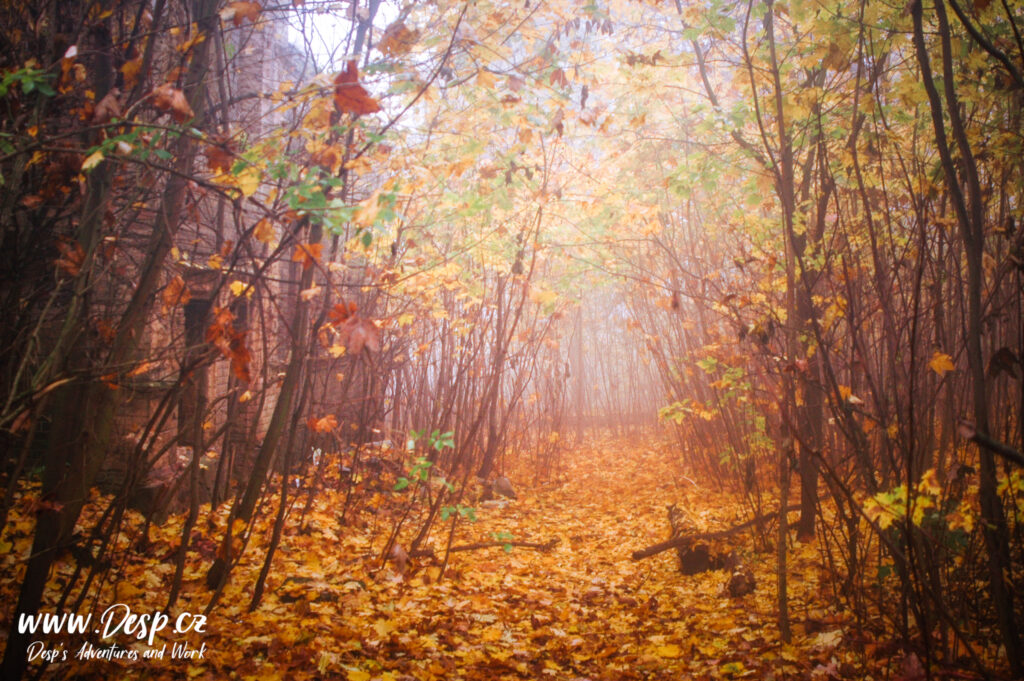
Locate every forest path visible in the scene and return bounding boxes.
[260,437,821,681]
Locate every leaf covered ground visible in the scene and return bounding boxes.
[4,439,895,680]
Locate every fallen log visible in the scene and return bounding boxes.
[409,537,559,559]
[631,505,800,561]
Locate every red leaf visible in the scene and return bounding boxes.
[333,61,381,116]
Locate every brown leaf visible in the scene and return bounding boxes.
[92,88,122,124]
[336,316,381,354]
[205,144,233,173]
[333,60,381,116]
[151,83,194,122]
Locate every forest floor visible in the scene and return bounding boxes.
[5,438,887,680]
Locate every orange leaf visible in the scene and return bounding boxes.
[152,83,194,122]
[161,275,191,312]
[328,301,358,325]
[333,61,381,116]
[253,219,275,244]
[308,414,339,433]
[120,58,142,89]
[205,307,251,382]
[292,242,323,269]
[229,0,261,25]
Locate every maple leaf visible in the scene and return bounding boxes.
[308,414,339,433]
[378,20,420,56]
[292,242,323,269]
[333,60,381,116]
[229,280,253,298]
[928,351,955,376]
[151,83,195,122]
[234,165,261,197]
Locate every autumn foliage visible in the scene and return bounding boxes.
[0,0,1022,679]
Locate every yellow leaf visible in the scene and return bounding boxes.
[328,344,346,358]
[917,468,941,496]
[929,351,955,376]
[229,280,253,298]
[912,496,934,525]
[236,165,261,197]
[373,620,395,638]
[116,581,143,600]
[346,670,371,681]
[397,312,415,327]
[528,286,557,306]
[207,253,224,270]
[82,150,105,170]
[656,644,681,658]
